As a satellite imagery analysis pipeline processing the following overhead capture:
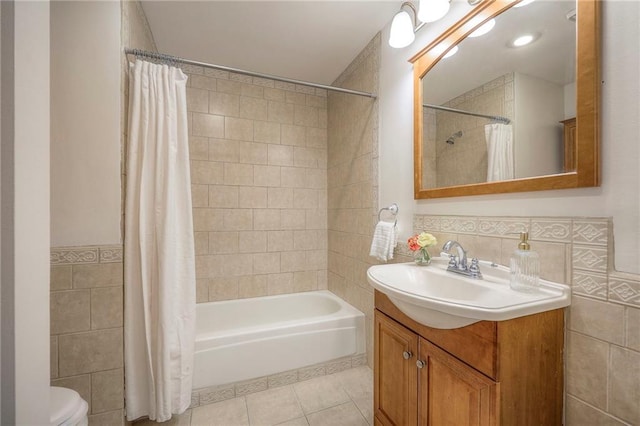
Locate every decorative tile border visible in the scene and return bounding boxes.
[572,271,608,300]
[531,219,572,243]
[477,218,529,237]
[572,246,608,273]
[573,219,609,246]
[190,353,366,409]
[51,245,123,265]
[440,217,477,234]
[609,273,640,308]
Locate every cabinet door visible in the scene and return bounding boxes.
[374,311,419,426]
[418,339,498,426]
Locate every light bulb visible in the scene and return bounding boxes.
[512,34,534,47]
[418,0,450,23]
[389,10,415,48]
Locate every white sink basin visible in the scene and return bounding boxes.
[367,257,571,329]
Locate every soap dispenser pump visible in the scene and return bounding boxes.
[510,232,540,292]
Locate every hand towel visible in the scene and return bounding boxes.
[369,221,397,262]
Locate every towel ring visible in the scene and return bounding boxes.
[378,203,398,225]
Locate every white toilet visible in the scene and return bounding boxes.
[50,386,89,426]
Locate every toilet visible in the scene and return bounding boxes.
[50,386,88,426]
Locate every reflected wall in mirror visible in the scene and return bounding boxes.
[411,0,600,199]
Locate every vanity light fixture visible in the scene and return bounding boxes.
[468,18,495,38]
[513,0,535,8]
[418,0,451,23]
[389,0,452,48]
[389,3,417,48]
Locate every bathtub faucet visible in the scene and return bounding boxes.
[441,240,482,279]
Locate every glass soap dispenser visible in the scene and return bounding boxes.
[510,232,540,292]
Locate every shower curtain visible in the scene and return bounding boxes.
[485,123,514,182]
[124,60,196,422]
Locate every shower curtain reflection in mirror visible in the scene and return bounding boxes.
[485,123,514,182]
[124,59,196,422]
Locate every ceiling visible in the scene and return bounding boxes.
[140,1,399,85]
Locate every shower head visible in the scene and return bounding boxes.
[445,130,463,145]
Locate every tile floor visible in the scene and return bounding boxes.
[137,366,373,426]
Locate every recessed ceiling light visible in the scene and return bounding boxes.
[514,0,535,8]
[512,34,535,47]
[469,18,495,38]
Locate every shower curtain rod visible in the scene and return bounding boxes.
[125,48,377,99]
[423,103,511,124]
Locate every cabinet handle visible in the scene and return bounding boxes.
[416,360,425,369]
[402,351,413,360]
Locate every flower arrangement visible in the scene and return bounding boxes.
[408,232,437,265]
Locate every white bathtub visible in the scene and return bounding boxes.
[192,290,365,389]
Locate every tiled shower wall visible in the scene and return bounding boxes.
[327,34,381,367]
[183,64,329,302]
[412,214,640,425]
[50,246,125,425]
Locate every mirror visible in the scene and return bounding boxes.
[411,0,600,199]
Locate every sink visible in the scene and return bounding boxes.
[367,257,571,329]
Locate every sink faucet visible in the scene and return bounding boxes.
[441,240,483,279]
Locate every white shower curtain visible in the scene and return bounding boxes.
[485,123,514,182]
[124,60,196,422]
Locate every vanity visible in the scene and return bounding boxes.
[368,259,570,425]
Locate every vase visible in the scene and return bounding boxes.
[414,248,431,266]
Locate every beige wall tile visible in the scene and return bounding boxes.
[194,232,209,255]
[253,253,280,275]
[73,263,122,289]
[191,184,209,208]
[209,277,239,301]
[281,210,306,231]
[240,97,268,121]
[609,346,640,424]
[253,165,281,187]
[285,91,306,106]
[609,275,640,308]
[91,369,124,414]
[186,87,208,113]
[293,271,317,292]
[209,185,239,208]
[267,101,294,124]
[51,265,72,290]
[51,374,92,414]
[51,336,59,379]
[565,396,625,425]
[88,409,125,426]
[209,232,239,254]
[254,121,281,144]
[268,145,294,166]
[268,188,293,209]
[306,128,327,149]
[51,290,91,334]
[568,296,624,345]
[293,105,319,127]
[293,189,319,209]
[281,125,306,147]
[264,87,285,102]
[190,160,224,184]
[190,74,217,91]
[253,209,281,230]
[627,307,640,351]
[268,231,294,253]
[216,79,242,95]
[238,142,268,165]
[238,275,268,299]
[238,186,268,209]
[281,251,307,273]
[58,329,123,376]
[566,331,609,410]
[195,255,223,279]
[238,230,267,254]
[225,117,254,141]
[223,209,253,231]
[192,208,225,232]
[209,92,240,117]
[192,113,224,138]
[209,139,239,163]
[220,254,251,277]
[223,163,254,186]
[268,273,294,295]
[281,167,308,189]
[91,287,123,330]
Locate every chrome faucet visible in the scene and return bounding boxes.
[441,240,483,279]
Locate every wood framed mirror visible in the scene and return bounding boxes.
[411,0,600,199]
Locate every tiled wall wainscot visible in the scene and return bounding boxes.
[50,245,125,426]
[413,215,640,425]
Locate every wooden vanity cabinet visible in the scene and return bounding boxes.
[374,291,564,426]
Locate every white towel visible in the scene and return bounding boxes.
[369,221,397,262]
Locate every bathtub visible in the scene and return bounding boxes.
[192,290,365,389]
